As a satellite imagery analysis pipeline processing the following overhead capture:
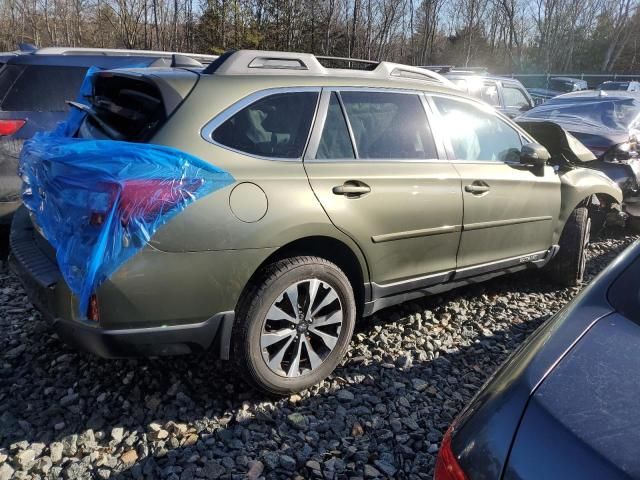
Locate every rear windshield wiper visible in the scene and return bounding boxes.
[66,100,125,141]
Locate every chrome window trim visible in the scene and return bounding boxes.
[200,86,322,163]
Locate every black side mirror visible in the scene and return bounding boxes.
[520,142,550,173]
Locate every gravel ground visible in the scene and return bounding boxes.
[0,230,637,480]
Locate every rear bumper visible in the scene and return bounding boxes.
[9,207,235,358]
[48,310,234,358]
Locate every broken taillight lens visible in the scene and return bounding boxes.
[87,294,100,322]
[0,119,26,136]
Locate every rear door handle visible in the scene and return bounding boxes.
[332,181,371,197]
[464,183,490,194]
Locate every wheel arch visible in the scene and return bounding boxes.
[556,169,623,243]
[238,235,370,317]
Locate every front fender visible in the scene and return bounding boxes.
[556,167,622,242]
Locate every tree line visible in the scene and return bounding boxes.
[1,0,639,74]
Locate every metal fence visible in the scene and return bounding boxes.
[508,73,640,89]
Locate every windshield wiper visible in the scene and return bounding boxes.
[66,101,125,141]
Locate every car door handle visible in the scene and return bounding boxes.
[464,183,490,194]
[332,181,371,196]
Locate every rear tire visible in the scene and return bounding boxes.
[232,256,356,395]
[547,206,591,286]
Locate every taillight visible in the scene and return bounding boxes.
[118,178,203,224]
[88,178,204,227]
[0,119,26,136]
[434,425,467,480]
[87,294,100,322]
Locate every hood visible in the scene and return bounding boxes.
[517,116,631,159]
[516,119,598,163]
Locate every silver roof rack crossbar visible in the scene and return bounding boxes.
[316,55,379,70]
[202,49,457,88]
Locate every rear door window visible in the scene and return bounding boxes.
[316,93,355,159]
[503,85,530,109]
[478,82,500,107]
[212,91,319,159]
[339,90,437,159]
[0,65,88,111]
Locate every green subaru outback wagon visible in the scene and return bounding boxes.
[10,50,622,394]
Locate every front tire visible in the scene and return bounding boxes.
[232,256,356,395]
[547,206,591,286]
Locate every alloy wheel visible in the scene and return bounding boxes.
[260,278,343,378]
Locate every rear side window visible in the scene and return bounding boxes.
[340,91,437,159]
[503,86,530,108]
[212,91,318,159]
[433,96,522,162]
[316,93,355,159]
[0,65,88,111]
[478,82,500,106]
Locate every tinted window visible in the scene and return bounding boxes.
[0,65,24,105]
[1,65,88,111]
[316,93,354,159]
[212,91,318,159]
[503,86,530,108]
[340,91,437,159]
[433,96,522,162]
[600,82,629,91]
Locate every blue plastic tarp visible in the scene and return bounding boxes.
[20,69,234,316]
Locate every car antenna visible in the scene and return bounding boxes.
[170,54,203,68]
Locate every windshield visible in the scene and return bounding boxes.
[521,97,640,131]
[600,82,629,91]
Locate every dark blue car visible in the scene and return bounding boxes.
[435,239,640,479]
[0,47,216,224]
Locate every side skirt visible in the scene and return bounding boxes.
[363,245,559,317]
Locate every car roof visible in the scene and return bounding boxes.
[446,73,525,85]
[551,76,586,82]
[32,47,216,60]
[1,47,218,68]
[4,53,167,68]
[553,90,640,100]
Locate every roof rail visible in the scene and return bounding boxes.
[32,47,218,63]
[202,49,457,88]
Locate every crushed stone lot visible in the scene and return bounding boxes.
[0,230,637,480]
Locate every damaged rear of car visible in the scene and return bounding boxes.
[10,67,237,358]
